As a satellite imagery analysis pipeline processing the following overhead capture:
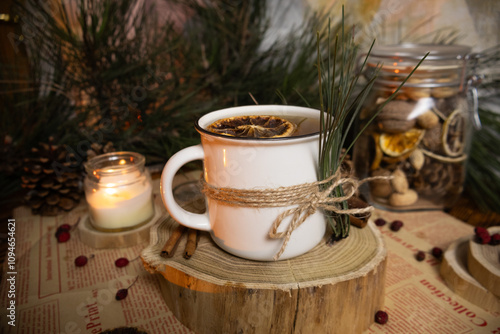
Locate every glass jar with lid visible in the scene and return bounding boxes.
[353,44,479,211]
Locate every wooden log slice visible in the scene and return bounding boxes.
[440,236,500,313]
[468,226,500,298]
[141,214,387,334]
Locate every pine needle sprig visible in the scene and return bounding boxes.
[316,8,428,238]
[316,12,369,238]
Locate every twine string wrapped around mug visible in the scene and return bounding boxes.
[200,170,390,260]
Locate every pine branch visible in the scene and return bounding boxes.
[316,9,427,239]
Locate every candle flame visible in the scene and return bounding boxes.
[105,184,117,191]
[119,159,126,165]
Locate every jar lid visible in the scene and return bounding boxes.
[366,44,474,87]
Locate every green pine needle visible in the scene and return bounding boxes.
[316,8,428,238]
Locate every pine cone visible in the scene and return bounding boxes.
[21,137,83,216]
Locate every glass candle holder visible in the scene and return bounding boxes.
[84,152,154,232]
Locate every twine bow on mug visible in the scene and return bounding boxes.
[201,170,388,260]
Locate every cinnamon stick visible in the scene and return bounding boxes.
[161,224,186,258]
[184,229,198,259]
[349,215,369,228]
[347,196,372,229]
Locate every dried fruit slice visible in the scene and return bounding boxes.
[442,108,465,157]
[370,133,383,170]
[207,115,296,138]
[379,128,425,157]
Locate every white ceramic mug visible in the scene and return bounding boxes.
[160,105,326,261]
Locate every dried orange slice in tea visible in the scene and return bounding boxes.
[379,128,425,157]
[207,115,296,138]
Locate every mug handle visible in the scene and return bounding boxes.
[160,144,211,231]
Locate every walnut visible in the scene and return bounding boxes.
[376,100,417,133]
[421,126,442,152]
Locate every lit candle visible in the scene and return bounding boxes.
[84,153,154,231]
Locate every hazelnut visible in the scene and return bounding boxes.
[417,111,439,129]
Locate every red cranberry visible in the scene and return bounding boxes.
[59,224,71,231]
[474,227,489,236]
[476,233,491,245]
[57,231,71,243]
[374,218,387,227]
[375,310,388,324]
[431,247,443,259]
[416,251,426,261]
[75,255,88,267]
[115,276,139,301]
[115,258,130,268]
[115,288,128,300]
[489,233,500,246]
[55,224,71,238]
[390,220,403,232]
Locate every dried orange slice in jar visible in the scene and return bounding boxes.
[379,128,425,157]
[207,115,296,138]
[442,109,465,157]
